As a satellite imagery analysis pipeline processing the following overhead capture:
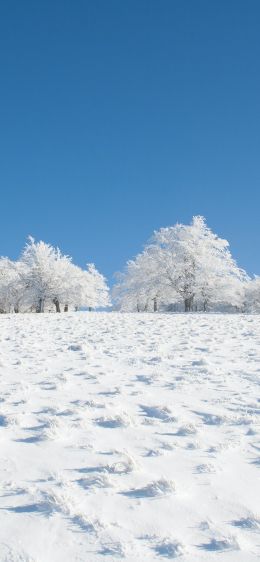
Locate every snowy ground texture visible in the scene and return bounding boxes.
[0,313,260,562]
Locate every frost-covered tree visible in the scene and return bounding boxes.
[83,263,111,309]
[114,216,248,312]
[18,238,110,312]
[19,238,74,312]
[0,258,28,313]
[245,277,260,312]
[149,216,248,311]
[113,250,162,312]
[69,263,111,311]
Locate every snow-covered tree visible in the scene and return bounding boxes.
[0,258,28,313]
[0,223,252,315]
[19,238,73,312]
[245,277,260,312]
[69,263,111,311]
[113,249,164,312]
[18,238,111,312]
[83,263,111,309]
[114,216,248,312]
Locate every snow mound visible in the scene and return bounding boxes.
[98,541,126,558]
[154,538,185,558]
[0,413,8,427]
[196,463,215,474]
[95,412,131,428]
[68,344,84,352]
[77,474,112,490]
[195,411,227,425]
[232,515,260,530]
[199,536,240,551]
[41,488,104,533]
[140,404,176,422]
[108,454,138,474]
[41,417,71,440]
[176,423,198,436]
[123,477,176,498]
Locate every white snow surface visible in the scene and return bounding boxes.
[0,312,260,561]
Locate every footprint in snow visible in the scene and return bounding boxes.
[35,417,71,441]
[185,440,200,450]
[139,405,176,422]
[95,414,130,428]
[68,344,83,351]
[195,463,215,474]
[39,381,57,391]
[13,488,105,534]
[0,414,8,427]
[145,448,162,457]
[77,455,137,475]
[231,515,260,530]
[208,440,240,454]
[193,411,226,425]
[191,358,208,367]
[160,441,175,452]
[108,456,137,474]
[70,514,104,533]
[198,536,240,551]
[175,423,198,436]
[246,426,258,436]
[121,477,176,498]
[98,541,126,558]
[140,535,185,559]
[76,474,112,490]
[154,538,185,558]
[146,356,162,364]
[136,374,159,385]
[71,399,104,409]
[98,387,121,396]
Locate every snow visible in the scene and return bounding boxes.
[0,312,260,561]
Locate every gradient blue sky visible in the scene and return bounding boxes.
[0,1,259,281]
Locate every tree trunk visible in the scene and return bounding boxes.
[14,307,19,313]
[53,298,61,313]
[36,298,44,313]
[153,297,158,312]
[64,304,68,312]
[184,296,193,312]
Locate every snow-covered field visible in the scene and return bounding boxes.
[0,313,260,562]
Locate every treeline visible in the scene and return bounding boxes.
[113,216,260,313]
[1,217,260,314]
[0,237,110,313]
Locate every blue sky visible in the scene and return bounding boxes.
[0,1,259,281]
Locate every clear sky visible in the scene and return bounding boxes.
[0,0,259,281]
